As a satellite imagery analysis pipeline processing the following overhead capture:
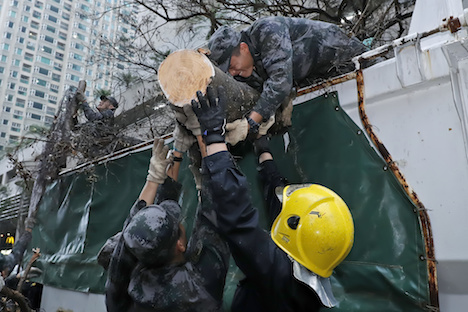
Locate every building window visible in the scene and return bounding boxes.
[28,31,37,40]
[22,16,29,23]
[77,23,87,31]
[50,5,59,13]
[18,87,27,96]
[6,94,14,102]
[24,53,33,62]
[51,73,61,82]
[41,46,52,54]
[4,32,12,39]
[35,78,47,86]
[17,37,25,44]
[44,35,54,43]
[7,21,14,29]
[9,135,19,143]
[69,74,80,82]
[57,42,65,51]
[34,1,44,9]
[15,98,26,107]
[73,53,83,61]
[39,56,51,65]
[38,67,49,76]
[30,113,42,120]
[20,75,29,84]
[0,55,7,62]
[31,21,39,29]
[3,120,9,125]
[74,43,84,51]
[22,64,32,73]
[2,43,10,51]
[0,133,5,138]
[48,15,58,23]
[71,64,82,72]
[3,107,11,113]
[32,102,43,109]
[46,25,56,33]
[8,11,17,18]
[14,47,22,55]
[62,12,70,21]
[53,62,62,71]
[32,11,41,19]
[11,123,21,132]
[46,106,55,115]
[49,84,59,93]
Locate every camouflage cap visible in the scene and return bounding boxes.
[123,200,182,267]
[208,26,241,73]
[100,95,119,108]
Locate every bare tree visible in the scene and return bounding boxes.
[91,0,414,78]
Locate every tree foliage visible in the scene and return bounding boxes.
[95,0,415,77]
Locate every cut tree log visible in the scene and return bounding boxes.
[158,49,261,123]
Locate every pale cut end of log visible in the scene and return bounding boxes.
[158,49,215,107]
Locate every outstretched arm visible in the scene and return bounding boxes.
[192,86,289,284]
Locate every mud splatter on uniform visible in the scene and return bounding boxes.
[105,177,229,311]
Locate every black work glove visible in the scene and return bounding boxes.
[253,135,271,157]
[191,86,227,145]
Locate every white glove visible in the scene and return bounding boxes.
[259,115,275,136]
[147,139,173,184]
[173,123,196,153]
[0,276,4,290]
[173,105,201,136]
[225,118,249,146]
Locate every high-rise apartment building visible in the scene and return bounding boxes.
[0,0,136,151]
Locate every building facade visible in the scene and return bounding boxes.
[0,0,136,151]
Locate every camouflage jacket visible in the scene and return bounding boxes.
[81,101,114,124]
[239,16,368,120]
[106,177,229,312]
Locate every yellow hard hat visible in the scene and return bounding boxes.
[271,184,354,278]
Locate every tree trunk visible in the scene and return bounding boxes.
[158,49,260,122]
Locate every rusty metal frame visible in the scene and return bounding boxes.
[355,70,439,310]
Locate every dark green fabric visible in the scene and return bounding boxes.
[30,92,430,311]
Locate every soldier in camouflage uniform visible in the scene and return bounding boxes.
[208,16,369,135]
[105,139,230,312]
[75,91,119,125]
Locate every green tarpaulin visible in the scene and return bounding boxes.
[31,92,430,310]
